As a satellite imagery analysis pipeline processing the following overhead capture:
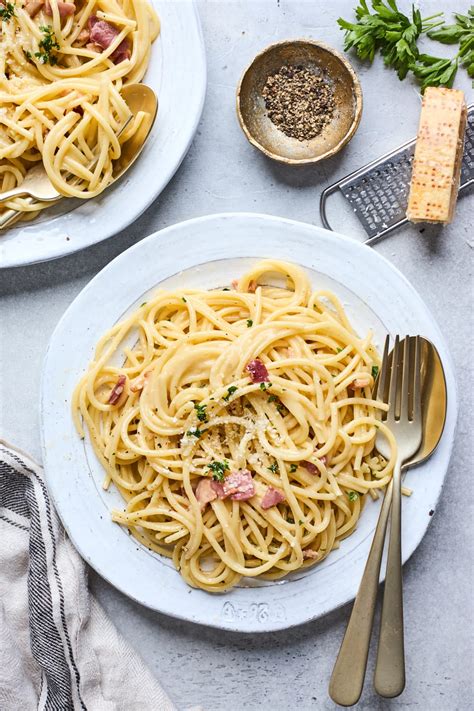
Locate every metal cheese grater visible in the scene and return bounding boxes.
[320,103,474,245]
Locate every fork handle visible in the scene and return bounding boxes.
[329,479,393,706]
[0,187,30,204]
[374,460,405,697]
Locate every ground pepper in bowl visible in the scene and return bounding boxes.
[262,64,336,141]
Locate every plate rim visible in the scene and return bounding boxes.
[40,212,458,632]
[0,0,207,269]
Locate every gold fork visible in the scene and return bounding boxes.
[374,335,422,697]
[329,335,422,705]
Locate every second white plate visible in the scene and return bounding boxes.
[41,213,457,632]
[0,0,206,269]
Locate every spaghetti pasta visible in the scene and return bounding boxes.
[73,260,396,592]
[0,0,159,221]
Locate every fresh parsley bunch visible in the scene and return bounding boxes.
[428,7,474,76]
[410,7,474,91]
[337,0,445,79]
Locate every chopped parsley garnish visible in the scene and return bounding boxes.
[207,460,229,482]
[268,394,278,403]
[348,490,359,502]
[186,428,204,438]
[268,461,278,473]
[140,301,147,307]
[182,297,187,303]
[287,516,295,524]
[35,26,60,66]
[276,402,287,416]
[371,365,379,379]
[0,2,15,21]
[298,519,303,525]
[289,463,298,473]
[259,382,272,391]
[223,385,238,402]
[336,347,343,353]
[246,319,253,327]
[194,402,208,423]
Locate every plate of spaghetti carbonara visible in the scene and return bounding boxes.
[41,214,457,630]
[1,0,206,268]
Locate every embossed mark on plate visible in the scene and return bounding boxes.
[221,601,286,624]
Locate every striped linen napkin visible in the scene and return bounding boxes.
[0,440,176,711]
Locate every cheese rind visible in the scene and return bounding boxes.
[406,87,466,224]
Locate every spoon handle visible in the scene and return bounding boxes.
[374,460,405,697]
[329,479,393,707]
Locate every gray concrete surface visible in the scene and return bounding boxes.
[1,1,473,709]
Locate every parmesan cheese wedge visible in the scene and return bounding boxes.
[406,87,466,224]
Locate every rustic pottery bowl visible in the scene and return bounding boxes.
[236,39,363,165]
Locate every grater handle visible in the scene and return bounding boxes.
[319,183,340,231]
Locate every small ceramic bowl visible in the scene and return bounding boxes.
[236,39,363,165]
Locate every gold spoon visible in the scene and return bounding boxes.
[329,337,447,706]
[0,84,158,227]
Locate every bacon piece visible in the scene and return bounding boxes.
[25,0,44,16]
[222,469,255,501]
[246,358,269,383]
[350,376,371,389]
[303,549,321,560]
[301,458,327,474]
[111,38,131,64]
[88,15,130,63]
[195,479,217,510]
[107,375,126,405]
[129,370,151,393]
[261,486,286,510]
[86,42,102,53]
[44,0,76,18]
[211,480,225,498]
[75,28,90,46]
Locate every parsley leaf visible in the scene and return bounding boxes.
[289,463,298,473]
[259,382,272,391]
[410,54,458,91]
[371,365,379,379]
[0,2,15,21]
[223,385,238,402]
[268,461,278,473]
[348,490,359,502]
[207,460,229,482]
[186,428,204,438]
[246,319,253,327]
[194,402,208,423]
[35,26,60,66]
[268,394,278,403]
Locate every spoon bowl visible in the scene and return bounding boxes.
[0,84,158,229]
[112,83,158,180]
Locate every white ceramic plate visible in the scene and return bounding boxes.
[0,0,206,269]
[41,214,457,632]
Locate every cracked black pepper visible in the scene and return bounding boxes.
[262,64,336,141]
